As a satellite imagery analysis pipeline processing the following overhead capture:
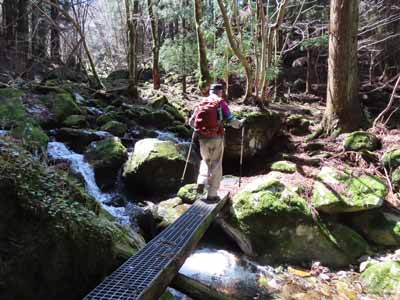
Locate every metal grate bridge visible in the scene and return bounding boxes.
[84,190,229,300]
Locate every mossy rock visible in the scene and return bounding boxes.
[0,141,143,300]
[177,184,205,204]
[96,112,120,126]
[312,167,387,213]
[343,131,381,151]
[122,138,199,195]
[63,114,88,128]
[361,261,400,295]
[40,91,82,125]
[225,110,282,160]
[107,69,129,81]
[349,209,400,246]
[270,160,297,173]
[392,167,400,189]
[167,125,193,139]
[163,103,186,123]
[101,121,128,137]
[55,128,112,153]
[0,88,48,150]
[382,149,400,169]
[286,114,311,135]
[138,110,176,129]
[157,197,190,228]
[85,137,128,191]
[225,172,369,267]
[150,96,168,109]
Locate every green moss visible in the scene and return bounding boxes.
[270,160,297,173]
[86,137,127,169]
[0,87,25,98]
[163,103,186,122]
[96,112,119,126]
[63,114,88,128]
[343,131,381,151]
[361,261,400,295]
[229,173,369,267]
[101,121,128,137]
[40,91,82,123]
[0,88,48,150]
[138,109,175,128]
[157,197,189,227]
[382,149,400,169]
[392,168,400,188]
[0,141,142,300]
[177,184,204,204]
[312,167,387,213]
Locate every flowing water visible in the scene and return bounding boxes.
[178,247,278,299]
[47,142,129,224]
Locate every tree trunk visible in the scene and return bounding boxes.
[217,0,253,100]
[50,0,61,61]
[3,0,17,49]
[147,0,161,89]
[322,0,362,134]
[194,0,212,93]
[125,0,139,99]
[16,0,29,73]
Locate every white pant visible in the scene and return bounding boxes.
[197,137,224,197]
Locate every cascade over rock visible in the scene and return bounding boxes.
[85,137,128,191]
[225,110,281,160]
[312,167,387,213]
[55,128,112,153]
[0,140,143,300]
[122,138,199,196]
[221,172,369,267]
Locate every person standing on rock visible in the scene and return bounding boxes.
[189,83,244,201]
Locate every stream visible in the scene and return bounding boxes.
[46,140,277,300]
[46,140,384,300]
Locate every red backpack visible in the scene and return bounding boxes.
[193,97,224,138]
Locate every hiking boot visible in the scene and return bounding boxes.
[205,196,220,203]
[196,184,205,194]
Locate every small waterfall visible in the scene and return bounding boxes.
[47,142,128,223]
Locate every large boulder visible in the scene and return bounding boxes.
[312,167,387,213]
[349,209,400,246]
[225,110,281,160]
[221,172,369,267]
[39,91,82,127]
[0,141,144,300]
[100,120,128,137]
[122,139,199,195]
[343,131,381,151]
[55,128,112,153]
[0,88,48,151]
[85,137,128,191]
[361,261,400,295]
[156,197,190,229]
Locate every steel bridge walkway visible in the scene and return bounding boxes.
[84,190,230,300]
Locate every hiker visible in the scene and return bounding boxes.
[189,83,244,201]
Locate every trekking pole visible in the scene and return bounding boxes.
[181,130,196,183]
[239,124,245,187]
